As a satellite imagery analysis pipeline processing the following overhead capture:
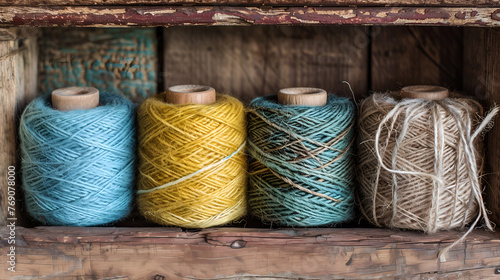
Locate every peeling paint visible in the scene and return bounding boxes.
[290,16,320,24]
[2,0,500,6]
[139,9,177,16]
[212,13,253,25]
[456,12,466,19]
[1,6,500,27]
[493,9,500,21]
[315,9,357,19]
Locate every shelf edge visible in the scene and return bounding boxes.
[0,6,499,27]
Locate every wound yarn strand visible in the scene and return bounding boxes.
[248,95,356,227]
[137,142,246,195]
[136,93,247,228]
[20,92,136,226]
[358,93,498,261]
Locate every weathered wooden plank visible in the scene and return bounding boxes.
[463,28,500,227]
[0,40,17,228]
[0,0,499,7]
[1,227,499,279]
[163,26,368,103]
[1,7,500,27]
[371,26,463,92]
[39,28,157,101]
[0,29,38,227]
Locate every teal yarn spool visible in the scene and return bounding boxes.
[19,91,136,226]
[247,93,356,226]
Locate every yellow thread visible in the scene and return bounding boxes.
[137,93,247,228]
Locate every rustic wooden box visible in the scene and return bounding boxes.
[1,1,500,279]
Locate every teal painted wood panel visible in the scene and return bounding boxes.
[39,28,157,100]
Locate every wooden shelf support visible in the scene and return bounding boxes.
[0,6,499,27]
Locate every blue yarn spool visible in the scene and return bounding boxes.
[247,94,356,226]
[19,92,136,226]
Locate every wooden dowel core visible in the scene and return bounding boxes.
[51,87,99,111]
[166,85,216,105]
[401,85,449,100]
[278,87,327,106]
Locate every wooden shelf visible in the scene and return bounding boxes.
[1,6,500,27]
[1,226,499,278]
[0,0,500,6]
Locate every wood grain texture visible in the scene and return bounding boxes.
[0,0,499,6]
[371,27,463,92]
[0,227,499,279]
[0,29,38,227]
[1,7,500,27]
[0,40,17,228]
[163,26,369,103]
[39,28,157,101]
[463,28,500,227]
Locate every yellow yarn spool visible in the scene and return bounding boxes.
[137,85,247,228]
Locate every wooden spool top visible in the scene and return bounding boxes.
[165,85,216,105]
[51,87,99,111]
[278,87,327,106]
[401,85,449,100]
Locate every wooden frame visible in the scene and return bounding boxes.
[0,0,499,6]
[0,1,500,279]
[2,227,500,279]
[1,6,500,27]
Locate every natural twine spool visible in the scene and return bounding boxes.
[136,85,247,228]
[357,85,499,261]
[20,87,136,226]
[248,87,356,226]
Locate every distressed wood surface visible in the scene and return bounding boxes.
[1,7,500,27]
[39,28,157,101]
[163,26,368,103]
[1,0,500,6]
[0,227,499,279]
[0,40,17,228]
[0,29,38,227]
[463,28,500,227]
[371,26,463,92]
[0,27,40,41]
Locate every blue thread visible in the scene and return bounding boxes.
[247,95,356,227]
[19,92,136,226]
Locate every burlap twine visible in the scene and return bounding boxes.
[357,92,498,261]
